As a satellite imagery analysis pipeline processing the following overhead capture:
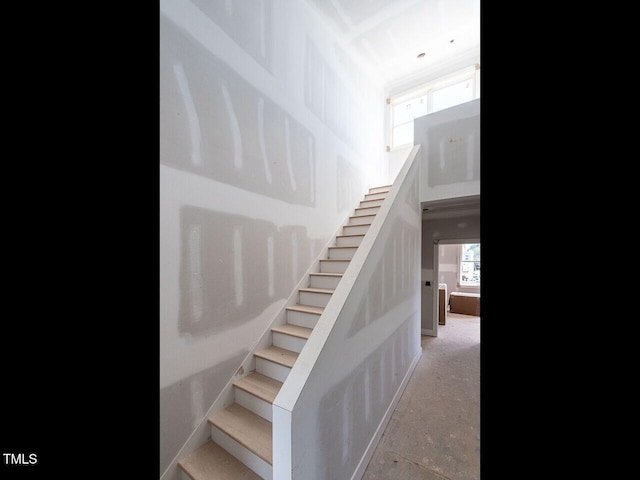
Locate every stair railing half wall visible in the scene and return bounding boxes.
[273,145,423,480]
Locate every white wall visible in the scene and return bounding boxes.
[438,244,458,302]
[386,145,413,184]
[415,98,480,203]
[274,148,422,480]
[160,0,385,473]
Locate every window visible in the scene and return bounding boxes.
[391,94,428,149]
[459,243,480,286]
[389,65,480,149]
[432,79,474,112]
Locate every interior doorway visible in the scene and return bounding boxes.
[429,239,480,337]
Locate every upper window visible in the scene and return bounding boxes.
[389,65,480,150]
[459,243,480,286]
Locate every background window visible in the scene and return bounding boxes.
[432,79,474,113]
[459,243,480,286]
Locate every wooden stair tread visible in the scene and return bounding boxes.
[309,272,343,277]
[178,440,263,480]
[233,372,282,404]
[320,259,351,262]
[350,213,376,219]
[298,287,334,294]
[254,346,298,368]
[286,304,324,314]
[209,403,272,465]
[328,245,358,249]
[336,234,365,238]
[370,184,392,190]
[271,323,313,339]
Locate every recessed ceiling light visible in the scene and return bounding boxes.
[417,52,425,58]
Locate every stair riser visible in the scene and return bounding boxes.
[360,199,384,208]
[369,186,390,194]
[299,290,332,308]
[343,224,370,236]
[336,235,363,247]
[234,388,272,422]
[329,247,357,260]
[349,215,376,226]
[365,192,386,201]
[210,426,272,480]
[355,206,380,215]
[320,260,349,274]
[309,274,341,289]
[286,309,321,328]
[256,357,291,383]
[272,331,307,353]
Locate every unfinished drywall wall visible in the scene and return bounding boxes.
[415,99,480,203]
[387,145,412,184]
[274,148,421,480]
[438,243,458,303]
[421,214,480,332]
[160,0,385,474]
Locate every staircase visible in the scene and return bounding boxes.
[177,185,392,480]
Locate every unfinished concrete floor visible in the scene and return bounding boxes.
[362,312,480,480]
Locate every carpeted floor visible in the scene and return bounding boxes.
[362,311,480,480]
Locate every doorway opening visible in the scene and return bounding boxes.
[431,239,480,336]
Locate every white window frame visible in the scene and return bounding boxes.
[389,64,480,150]
[458,243,480,287]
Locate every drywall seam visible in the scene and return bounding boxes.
[172,62,202,167]
[220,82,244,170]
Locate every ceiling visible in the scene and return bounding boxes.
[307,0,480,87]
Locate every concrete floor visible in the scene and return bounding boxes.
[362,312,480,480]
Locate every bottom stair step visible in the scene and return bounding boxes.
[178,440,263,480]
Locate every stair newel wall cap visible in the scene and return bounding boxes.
[273,145,421,412]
